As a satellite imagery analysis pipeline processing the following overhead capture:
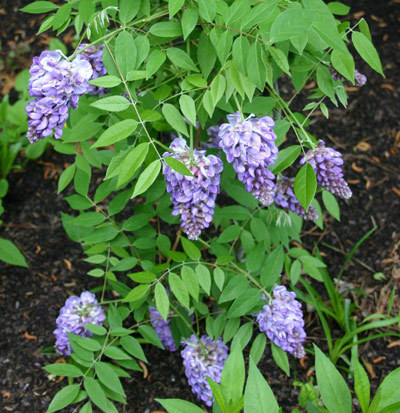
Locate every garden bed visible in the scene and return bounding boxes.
[0,0,399,411]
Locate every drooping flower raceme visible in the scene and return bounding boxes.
[274,176,319,221]
[26,50,93,143]
[255,285,306,358]
[77,43,107,95]
[181,335,229,407]
[218,112,278,206]
[163,138,223,240]
[149,306,177,351]
[300,140,352,199]
[53,291,105,356]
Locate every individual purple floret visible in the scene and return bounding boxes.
[218,112,278,206]
[203,125,220,149]
[181,335,229,407]
[300,140,352,199]
[53,291,105,356]
[77,43,107,95]
[274,176,319,221]
[255,286,306,358]
[26,50,93,142]
[163,137,223,240]
[149,306,177,351]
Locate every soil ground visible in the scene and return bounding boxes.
[0,0,400,412]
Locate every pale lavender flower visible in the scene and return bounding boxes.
[77,43,107,95]
[163,138,223,240]
[181,335,229,407]
[354,69,367,87]
[203,125,220,149]
[300,140,352,199]
[149,306,177,351]
[26,50,93,142]
[255,286,306,358]
[274,176,319,221]
[53,291,105,356]
[218,112,278,206]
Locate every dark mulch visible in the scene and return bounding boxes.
[1,0,400,412]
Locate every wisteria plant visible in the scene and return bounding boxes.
[20,0,396,412]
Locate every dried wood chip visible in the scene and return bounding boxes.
[362,359,376,378]
[372,356,386,364]
[299,356,308,369]
[2,392,11,399]
[35,245,41,254]
[348,179,360,185]
[387,341,400,348]
[138,360,148,379]
[365,178,371,190]
[356,141,371,151]
[351,162,364,173]
[381,83,394,91]
[24,331,37,341]
[345,86,360,92]
[63,259,72,271]
[392,186,400,196]
[353,11,365,18]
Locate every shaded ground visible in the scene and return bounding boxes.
[1,0,400,412]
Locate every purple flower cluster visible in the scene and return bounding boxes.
[26,50,93,143]
[181,335,229,407]
[274,176,319,221]
[149,306,177,351]
[53,291,105,356]
[330,67,367,87]
[218,112,278,206]
[255,286,306,358]
[77,44,107,95]
[300,140,352,199]
[163,138,223,240]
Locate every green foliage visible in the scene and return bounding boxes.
[22,1,395,412]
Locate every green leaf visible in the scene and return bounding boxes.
[249,333,267,365]
[84,324,107,335]
[116,31,136,77]
[155,283,170,321]
[206,378,227,411]
[121,335,148,362]
[198,33,217,79]
[84,377,108,412]
[132,160,161,198]
[227,288,260,318]
[168,0,185,18]
[95,362,125,397]
[181,237,201,260]
[47,384,80,413]
[135,35,150,68]
[179,95,197,126]
[92,119,137,148]
[271,343,290,376]
[261,246,284,288]
[218,225,241,243]
[221,342,245,407]
[103,346,131,360]
[294,163,317,211]
[244,358,279,413]
[270,145,301,174]
[169,273,190,308]
[352,31,383,75]
[79,0,94,24]
[138,324,164,348]
[181,266,200,301]
[71,336,102,352]
[269,46,290,75]
[65,194,92,210]
[182,7,198,40]
[117,143,149,187]
[196,264,211,294]
[53,3,71,30]
[43,364,82,377]
[327,2,350,15]
[314,345,352,413]
[58,164,76,194]
[90,96,130,112]
[316,65,335,99]
[213,268,225,291]
[21,1,58,13]
[119,0,140,24]
[202,89,214,117]
[197,0,216,22]
[331,49,355,83]
[162,103,188,137]
[123,284,149,302]
[166,47,199,72]
[71,212,105,227]
[164,157,193,177]
[322,190,340,221]
[247,42,266,90]
[146,50,166,79]
[0,238,28,267]
[270,8,313,43]
[88,75,122,88]
[353,357,370,413]
[149,22,182,38]
[210,74,226,105]
[156,398,204,413]
[371,367,400,411]
[232,36,249,76]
